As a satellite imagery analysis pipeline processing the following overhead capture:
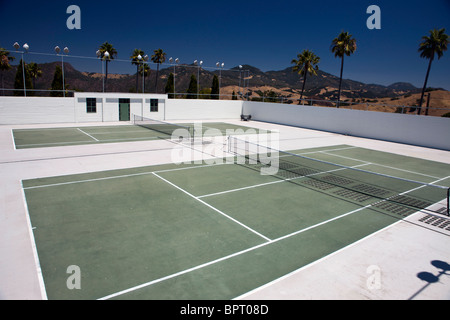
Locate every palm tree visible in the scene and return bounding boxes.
[130,49,145,93]
[27,62,42,91]
[291,49,320,103]
[98,42,118,91]
[0,47,15,95]
[417,28,449,115]
[139,63,151,93]
[151,49,166,93]
[331,31,357,108]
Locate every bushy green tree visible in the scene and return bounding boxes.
[186,74,197,99]
[211,74,219,100]
[14,59,33,96]
[50,65,64,97]
[1,47,15,95]
[165,72,175,98]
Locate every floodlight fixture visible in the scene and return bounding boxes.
[63,47,69,54]
[13,42,28,96]
[55,46,61,54]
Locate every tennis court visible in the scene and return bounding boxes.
[22,142,450,300]
[12,120,258,149]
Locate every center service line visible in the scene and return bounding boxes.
[152,172,271,242]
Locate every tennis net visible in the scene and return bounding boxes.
[228,136,450,217]
[133,114,193,141]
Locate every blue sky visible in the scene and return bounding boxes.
[1,0,449,89]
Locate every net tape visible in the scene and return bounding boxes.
[133,114,192,140]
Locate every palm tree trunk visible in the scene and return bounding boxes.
[337,55,344,108]
[136,65,139,93]
[105,61,109,92]
[418,56,433,115]
[155,64,160,93]
[300,71,307,102]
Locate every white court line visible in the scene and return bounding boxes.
[22,163,228,190]
[11,128,17,150]
[15,136,161,148]
[98,205,369,300]
[16,140,97,147]
[21,185,48,300]
[20,145,360,189]
[152,172,271,242]
[320,151,441,179]
[98,174,450,300]
[77,128,99,142]
[197,163,371,199]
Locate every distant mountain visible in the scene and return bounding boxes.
[1,61,423,100]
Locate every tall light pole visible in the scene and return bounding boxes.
[194,59,203,98]
[13,42,29,96]
[169,57,179,98]
[238,65,243,100]
[142,54,149,93]
[96,50,109,92]
[96,50,104,93]
[216,62,224,99]
[55,46,69,97]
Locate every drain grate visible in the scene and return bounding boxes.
[301,178,336,191]
[372,201,416,216]
[279,162,298,170]
[389,195,432,210]
[353,184,391,197]
[418,214,450,230]
[277,167,319,179]
[320,175,354,186]
[333,189,373,203]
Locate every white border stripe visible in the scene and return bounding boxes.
[21,184,48,300]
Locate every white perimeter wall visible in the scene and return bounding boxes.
[243,101,450,151]
[165,99,243,120]
[1,95,449,150]
[0,96,75,124]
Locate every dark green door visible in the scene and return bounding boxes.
[119,99,130,121]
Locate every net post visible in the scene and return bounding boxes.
[447,188,449,217]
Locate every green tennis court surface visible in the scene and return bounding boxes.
[13,122,258,149]
[22,145,450,300]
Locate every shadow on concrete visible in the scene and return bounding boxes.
[409,260,450,300]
